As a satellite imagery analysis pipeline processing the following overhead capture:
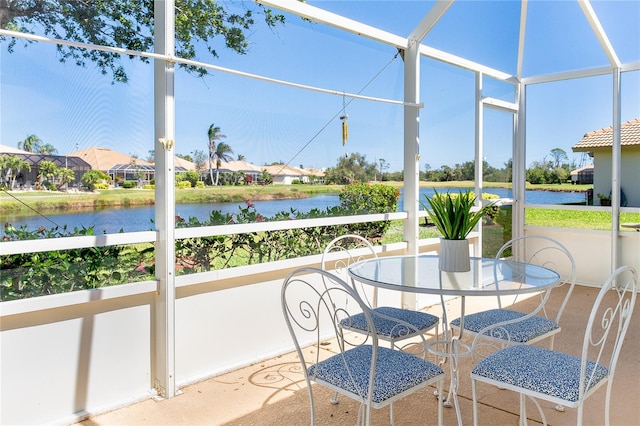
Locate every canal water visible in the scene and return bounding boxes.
[2,188,586,235]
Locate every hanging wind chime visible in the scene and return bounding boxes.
[340,94,349,157]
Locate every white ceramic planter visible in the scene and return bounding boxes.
[439,238,470,272]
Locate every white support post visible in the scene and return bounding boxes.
[513,81,526,239]
[153,0,177,399]
[403,40,421,256]
[474,72,484,257]
[402,39,421,310]
[611,68,622,271]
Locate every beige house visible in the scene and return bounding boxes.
[71,147,195,185]
[214,159,262,184]
[261,164,304,185]
[569,164,594,185]
[572,118,640,207]
[260,164,325,184]
[215,161,325,185]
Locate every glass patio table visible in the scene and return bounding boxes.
[348,254,561,426]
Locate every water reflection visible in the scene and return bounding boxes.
[2,188,586,234]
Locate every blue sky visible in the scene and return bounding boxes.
[1,1,639,172]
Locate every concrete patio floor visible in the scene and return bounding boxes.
[76,284,639,426]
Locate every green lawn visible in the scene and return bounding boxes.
[526,208,640,231]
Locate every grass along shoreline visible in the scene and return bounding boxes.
[1,182,637,233]
[1,181,592,215]
[0,185,340,214]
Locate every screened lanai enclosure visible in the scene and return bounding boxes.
[0,152,90,189]
[0,1,639,424]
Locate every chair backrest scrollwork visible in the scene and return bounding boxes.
[496,235,577,323]
[580,265,637,402]
[321,234,379,308]
[281,267,377,403]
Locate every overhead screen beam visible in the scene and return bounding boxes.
[516,0,528,79]
[521,64,638,85]
[255,0,515,83]
[578,0,621,67]
[256,0,407,49]
[259,0,637,85]
[482,97,519,113]
[408,0,453,43]
[419,45,514,81]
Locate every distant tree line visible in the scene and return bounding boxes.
[324,147,575,185]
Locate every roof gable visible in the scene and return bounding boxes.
[572,118,640,152]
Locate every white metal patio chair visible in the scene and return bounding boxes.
[470,265,637,426]
[282,267,445,426]
[322,234,440,354]
[450,235,577,351]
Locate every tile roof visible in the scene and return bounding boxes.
[174,156,196,171]
[303,167,326,177]
[216,160,263,173]
[569,164,594,175]
[261,164,306,176]
[572,118,640,151]
[215,161,325,177]
[69,147,153,171]
[0,144,32,154]
[68,147,195,171]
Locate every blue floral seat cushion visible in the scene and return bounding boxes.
[308,345,444,404]
[340,307,439,340]
[471,345,608,402]
[450,309,558,343]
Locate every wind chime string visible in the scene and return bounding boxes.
[253,50,401,192]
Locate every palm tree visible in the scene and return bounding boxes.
[56,168,75,190]
[38,160,57,189]
[0,155,30,189]
[38,143,58,155]
[207,124,226,185]
[213,142,234,186]
[17,134,43,153]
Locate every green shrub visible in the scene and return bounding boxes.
[339,183,400,213]
[195,181,205,188]
[180,170,202,187]
[176,181,191,189]
[1,224,155,301]
[338,183,400,238]
[482,192,500,223]
[94,182,109,190]
[81,170,110,191]
[122,181,136,189]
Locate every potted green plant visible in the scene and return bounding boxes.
[421,189,496,272]
[597,193,612,206]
